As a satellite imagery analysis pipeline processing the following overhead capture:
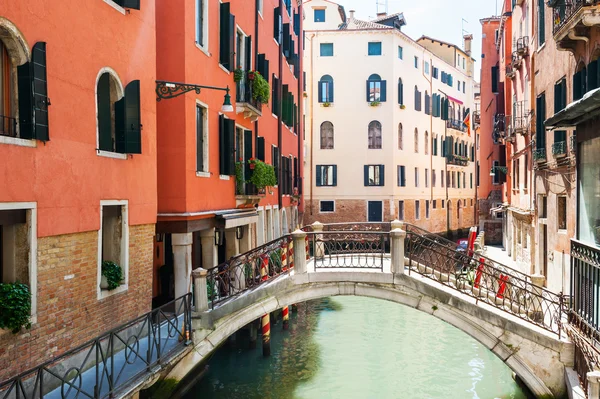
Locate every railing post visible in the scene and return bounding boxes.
[292,229,307,274]
[390,219,404,231]
[390,228,406,274]
[530,274,546,322]
[588,371,600,399]
[192,268,209,312]
[312,221,325,258]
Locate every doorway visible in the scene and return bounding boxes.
[541,224,548,283]
[368,201,383,222]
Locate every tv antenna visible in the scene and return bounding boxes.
[376,0,388,15]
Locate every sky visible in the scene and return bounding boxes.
[337,0,501,80]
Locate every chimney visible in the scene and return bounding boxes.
[377,12,387,18]
[349,10,355,19]
[463,34,473,56]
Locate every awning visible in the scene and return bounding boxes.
[545,87,600,128]
[489,205,506,215]
[215,209,258,229]
[447,95,463,105]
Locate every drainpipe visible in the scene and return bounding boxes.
[255,0,259,190]
[297,1,304,220]
[309,33,316,215]
[278,0,283,210]
[422,51,433,205]
[438,88,450,234]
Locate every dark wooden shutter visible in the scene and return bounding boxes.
[329,81,334,103]
[196,105,204,171]
[294,157,299,188]
[380,81,387,102]
[17,62,34,140]
[31,42,49,141]
[245,36,252,72]
[115,0,140,9]
[257,136,265,161]
[316,166,322,187]
[273,146,280,185]
[294,12,300,36]
[219,3,235,71]
[97,73,112,151]
[283,23,291,57]
[273,7,282,43]
[124,80,141,154]
[379,165,385,186]
[219,115,226,174]
[244,129,253,182]
[398,80,403,105]
[364,165,369,186]
[491,66,499,94]
[332,165,337,186]
[318,80,323,103]
[219,115,235,175]
[366,81,371,102]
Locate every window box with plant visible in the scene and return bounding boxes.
[100,261,124,291]
[247,159,277,195]
[399,104,406,109]
[251,71,270,105]
[322,102,332,107]
[0,282,32,334]
[370,101,381,107]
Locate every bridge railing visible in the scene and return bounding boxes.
[0,294,192,399]
[404,231,563,335]
[207,235,293,309]
[307,231,389,270]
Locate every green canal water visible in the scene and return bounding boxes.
[183,296,530,399]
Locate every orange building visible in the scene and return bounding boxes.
[154,0,303,305]
[0,0,156,380]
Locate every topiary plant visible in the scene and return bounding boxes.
[251,72,271,104]
[102,261,123,290]
[248,159,277,190]
[0,282,31,334]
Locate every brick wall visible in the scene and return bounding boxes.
[0,224,154,381]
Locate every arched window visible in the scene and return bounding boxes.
[368,121,382,149]
[424,131,429,154]
[398,78,404,105]
[97,69,124,152]
[320,121,334,149]
[398,123,403,150]
[366,74,386,102]
[318,75,334,103]
[414,128,419,153]
[414,86,422,111]
[425,90,430,115]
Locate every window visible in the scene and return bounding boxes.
[97,71,141,155]
[219,3,235,70]
[426,200,430,219]
[397,165,406,187]
[398,123,403,149]
[463,83,466,93]
[364,165,385,186]
[415,200,421,220]
[196,0,208,48]
[196,104,208,173]
[368,42,382,56]
[457,81,461,91]
[424,131,429,154]
[316,165,337,186]
[539,195,547,218]
[425,168,429,188]
[414,128,419,153]
[425,91,430,115]
[367,74,386,102]
[219,115,236,175]
[398,201,405,220]
[536,93,546,151]
[414,86,421,111]
[578,136,600,244]
[432,169,436,187]
[470,173,473,189]
[492,160,500,184]
[441,171,444,187]
[538,0,545,46]
[320,201,335,212]
[554,78,567,114]
[320,121,334,149]
[442,200,445,208]
[432,67,439,79]
[424,61,430,74]
[99,201,128,298]
[414,56,419,69]
[318,75,334,103]
[398,78,404,105]
[320,43,333,57]
[258,0,263,15]
[314,9,325,22]
[558,196,567,230]
[415,167,419,187]
[524,154,528,189]
[274,6,282,43]
[398,46,403,59]
[433,200,437,209]
[368,121,382,149]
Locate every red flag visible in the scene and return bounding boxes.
[463,112,471,136]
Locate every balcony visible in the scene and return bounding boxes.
[447,154,469,166]
[516,36,529,57]
[533,147,547,162]
[473,110,481,125]
[552,140,567,157]
[0,115,17,138]
[551,0,600,51]
[446,118,466,132]
[493,114,505,142]
[506,65,516,79]
[571,134,577,153]
[236,72,263,121]
[511,52,522,69]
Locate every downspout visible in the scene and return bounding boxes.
[422,51,433,204]
[297,1,304,221]
[309,32,316,215]
[278,0,284,210]
[255,0,259,183]
[439,88,450,234]
[530,46,536,274]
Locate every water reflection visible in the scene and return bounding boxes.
[184,296,529,399]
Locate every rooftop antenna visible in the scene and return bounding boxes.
[462,18,470,46]
[376,0,388,15]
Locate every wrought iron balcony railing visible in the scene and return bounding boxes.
[533,147,547,162]
[0,115,17,138]
[236,72,263,115]
[552,140,567,157]
[506,65,516,79]
[447,154,469,166]
[473,111,480,125]
[516,36,529,56]
[571,134,577,153]
[552,0,600,35]
[446,118,466,132]
[511,52,522,69]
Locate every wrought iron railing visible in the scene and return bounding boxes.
[207,235,293,309]
[552,0,600,34]
[307,231,388,270]
[569,239,600,341]
[511,52,522,69]
[446,118,466,132]
[570,134,577,153]
[533,147,547,162]
[516,36,529,56]
[405,231,563,334]
[235,71,262,113]
[0,295,192,399]
[505,64,515,79]
[447,154,469,166]
[552,140,567,156]
[0,115,17,138]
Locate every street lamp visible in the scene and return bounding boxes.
[490,165,508,177]
[155,80,234,113]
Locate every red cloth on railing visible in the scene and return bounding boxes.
[474,258,485,288]
[497,274,510,299]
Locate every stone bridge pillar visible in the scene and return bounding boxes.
[292,229,307,274]
[312,221,325,258]
[390,228,406,274]
[588,371,600,398]
[172,233,193,298]
[192,267,208,312]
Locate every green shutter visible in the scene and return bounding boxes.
[97,73,112,151]
[538,0,545,46]
[17,62,33,139]
[380,165,385,186]
[332,165,337,186]
[219,115,235,175]
[364,165,369,186]
[257,136,265,161]
[124,80,141,154]
[380,80,387,102]
[219,3,235,70]
[283,23,291,58]
[274,147,280,185]
[115,0,140,9]
[31,42,49,141]
[273,7,281,43]
[244,129,253,184]
[316,166,322,187]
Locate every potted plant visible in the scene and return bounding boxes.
[248,159,277,194]
[251,72,270,104]
[399,104,406,109]
[247,70,256,81]
[0,282,31,333]
[233,67,244,83]
[322,102,331,107]
[370,100,381,107]
[101,261,124,291]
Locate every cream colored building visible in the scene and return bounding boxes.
[303,0,477,234]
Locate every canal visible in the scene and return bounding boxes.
[183,296,530,399]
